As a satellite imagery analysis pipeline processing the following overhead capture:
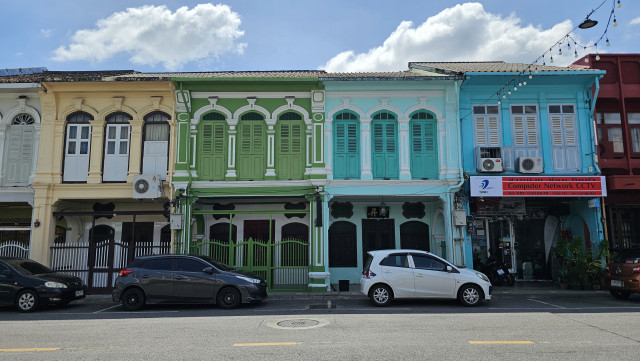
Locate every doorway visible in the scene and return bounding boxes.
[362,219,395,263]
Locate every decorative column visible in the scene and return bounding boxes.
[398,116,411,179]
[361,116,373,180]
[87,119,105,183]
[307,190,330,291]
[127,118,144,181]
[265,124,277,180]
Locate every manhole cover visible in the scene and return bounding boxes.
[266,318,329,330]
[277,319,319,328]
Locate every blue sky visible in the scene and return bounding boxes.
[2,0,638,72]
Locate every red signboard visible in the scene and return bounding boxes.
[470,176,607,197]
[502,176,604,196]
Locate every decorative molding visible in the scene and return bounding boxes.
[150,96,162,110]
[112,96,124,111]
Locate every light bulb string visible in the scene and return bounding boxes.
[459,0,619,121]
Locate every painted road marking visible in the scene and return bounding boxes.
[0,348,60,352]
[528,298,565,308]
[469,341,535,344]
[234,342,300,347]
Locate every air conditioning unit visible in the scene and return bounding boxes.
[475,146,503,173]
[133,175,162,199]
[516,157,543,173]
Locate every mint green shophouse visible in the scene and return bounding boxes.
[321,68,467,289]
[171,71,329,292]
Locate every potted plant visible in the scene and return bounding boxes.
[551,229,571,289]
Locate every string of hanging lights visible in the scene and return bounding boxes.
[489,0,622,106]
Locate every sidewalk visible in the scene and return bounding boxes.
[81,281,610,305]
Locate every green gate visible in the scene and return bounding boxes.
[189,237,309,291]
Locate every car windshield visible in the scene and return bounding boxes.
[193,255,235,272]
[612,250,640,264]
[6,259,53,275]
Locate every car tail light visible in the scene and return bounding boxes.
[633,266,640,274]
[119,270,133,277]
[364,270,376,279]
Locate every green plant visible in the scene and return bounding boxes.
[551,230,608,288]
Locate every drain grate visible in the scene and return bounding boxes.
[277,319,320,328]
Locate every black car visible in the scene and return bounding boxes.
[0,257,87,312]
[112,254,268,310]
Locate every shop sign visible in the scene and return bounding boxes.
[367,206,389,219]
[470,176,607,197]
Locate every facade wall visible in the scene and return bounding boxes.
[459,71,606,280]
[171,76,328,291]
[0,84,42,255]
[323,78,464,285]
[30,80,177,268]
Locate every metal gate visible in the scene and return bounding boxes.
[189,237,309,291]
[50,240,170,293]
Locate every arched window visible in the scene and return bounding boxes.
[2,113,36,185]
[400,221,430,251]
[63,111,93,182]
[281,222,309,267]
[371,111,398,179]
[198,112,226,181]
[143,112,171,179]
[103,112,132,182]
[237,112,266,180]
[209,223,237,264]
[410,111,438,179]
[333,111,360,179]
[277,111,304,180]
[329,221,357,267]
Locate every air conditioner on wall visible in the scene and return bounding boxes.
[475,146,503,173]
[516,157,543,173]
[132,175,163,199]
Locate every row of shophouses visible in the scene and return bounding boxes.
[1,54,639,293]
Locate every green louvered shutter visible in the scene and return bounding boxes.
[238,121,265,180]
[199,121,226,180]
[277,120,304,180]
[333,120,360,179]
[410,120,438,179]
[372,119,399,179]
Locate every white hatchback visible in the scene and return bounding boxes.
[360,249,492,307]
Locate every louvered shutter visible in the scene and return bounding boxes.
[3,125,34,185]
[277,121,304,180]
[237,121,265,180]
[551,112,579,172]
[372,121,399,179]
[334,121,360,179]
[410,121,437,179]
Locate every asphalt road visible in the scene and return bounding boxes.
[1,291,639,360]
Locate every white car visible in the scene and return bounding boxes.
[360,249,492,307]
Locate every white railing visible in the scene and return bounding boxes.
[0,240,30,258]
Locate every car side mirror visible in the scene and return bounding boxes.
[446,266,453,273]
[203,267,215,274]
[1,270,12,277]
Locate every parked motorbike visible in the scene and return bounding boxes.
[477,256,515,286]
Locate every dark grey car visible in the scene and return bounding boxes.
[112,254,268,310]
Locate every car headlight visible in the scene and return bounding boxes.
[45,281,68,289]
[476,272,490,283]
[236,275,261,284]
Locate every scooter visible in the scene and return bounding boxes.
[477,257,515,286]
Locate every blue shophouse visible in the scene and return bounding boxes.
[411,62,606,281]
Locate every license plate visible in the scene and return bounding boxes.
[611,280,623,287]
[75,290,84,297]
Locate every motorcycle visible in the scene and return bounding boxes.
[477,256,516,286]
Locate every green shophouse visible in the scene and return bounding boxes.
[170,71,328,291]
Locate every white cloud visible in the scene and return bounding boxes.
[631,17,640,25]
[321,2,578,72]
[40,29,53,38]
[52,4,246,70]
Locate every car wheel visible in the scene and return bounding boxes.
[16,290,38,312]
[217,287,241,309]
[121,288,145,311]
[609,289,631,299]
[458,284,482,307]
[369,284,392,307]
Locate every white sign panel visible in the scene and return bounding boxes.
[470,176,504,197]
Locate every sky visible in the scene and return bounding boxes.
[1,0,639,73]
